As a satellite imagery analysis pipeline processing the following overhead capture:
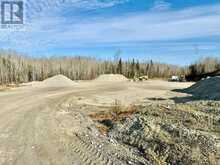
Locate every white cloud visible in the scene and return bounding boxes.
[150,0,171,11]
[26,0,130,18]
[1,2,220,53]
[34,4,220,44]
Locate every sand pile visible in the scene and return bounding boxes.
[42,75,76,87]
[184,76,220,100]
[94,74,128,82]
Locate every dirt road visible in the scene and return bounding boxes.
[0,80,192,165]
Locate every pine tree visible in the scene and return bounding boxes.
[136,60,140,77]
[117,58,123,74]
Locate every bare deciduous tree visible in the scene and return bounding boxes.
[0,51,187,85]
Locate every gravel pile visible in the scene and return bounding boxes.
[184,76,220,100]
[42,74,77,87]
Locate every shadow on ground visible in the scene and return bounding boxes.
[171,95,199,103]
[170,88,219,103]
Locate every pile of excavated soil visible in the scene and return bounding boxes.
[184,76,220,100]
[42,75,77,87]
[94,74,128,82]
[108,103,220,164]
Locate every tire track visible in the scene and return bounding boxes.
[70,136,114,165]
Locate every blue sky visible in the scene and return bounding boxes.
[0,0,220,65]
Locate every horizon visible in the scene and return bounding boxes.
[0,0,220,66]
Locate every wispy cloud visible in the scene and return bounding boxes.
[150,0,171,11]
[26,0,130,18]
[0,1,220,57]
[25,3,220,43]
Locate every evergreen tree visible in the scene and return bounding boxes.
[117,58,123,74]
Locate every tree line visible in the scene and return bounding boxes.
[186,57,220,81]
[0,51,188,85]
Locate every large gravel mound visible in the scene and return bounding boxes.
[42,75,76,87]
[94,74,128,82]
[184,76,220,100]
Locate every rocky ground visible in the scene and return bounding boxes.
[90,101,220,165]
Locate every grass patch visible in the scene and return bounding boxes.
[89,100,139,134]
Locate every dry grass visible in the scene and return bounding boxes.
[90,100,138,121]
[0,84,18,91]
[94,123,110,135]
[89,100,139,134]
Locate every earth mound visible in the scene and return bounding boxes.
[42,75,76,87]
[94,74,128,82]
[184,76,220,100]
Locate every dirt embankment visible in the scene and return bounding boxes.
[91,102,220,164]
